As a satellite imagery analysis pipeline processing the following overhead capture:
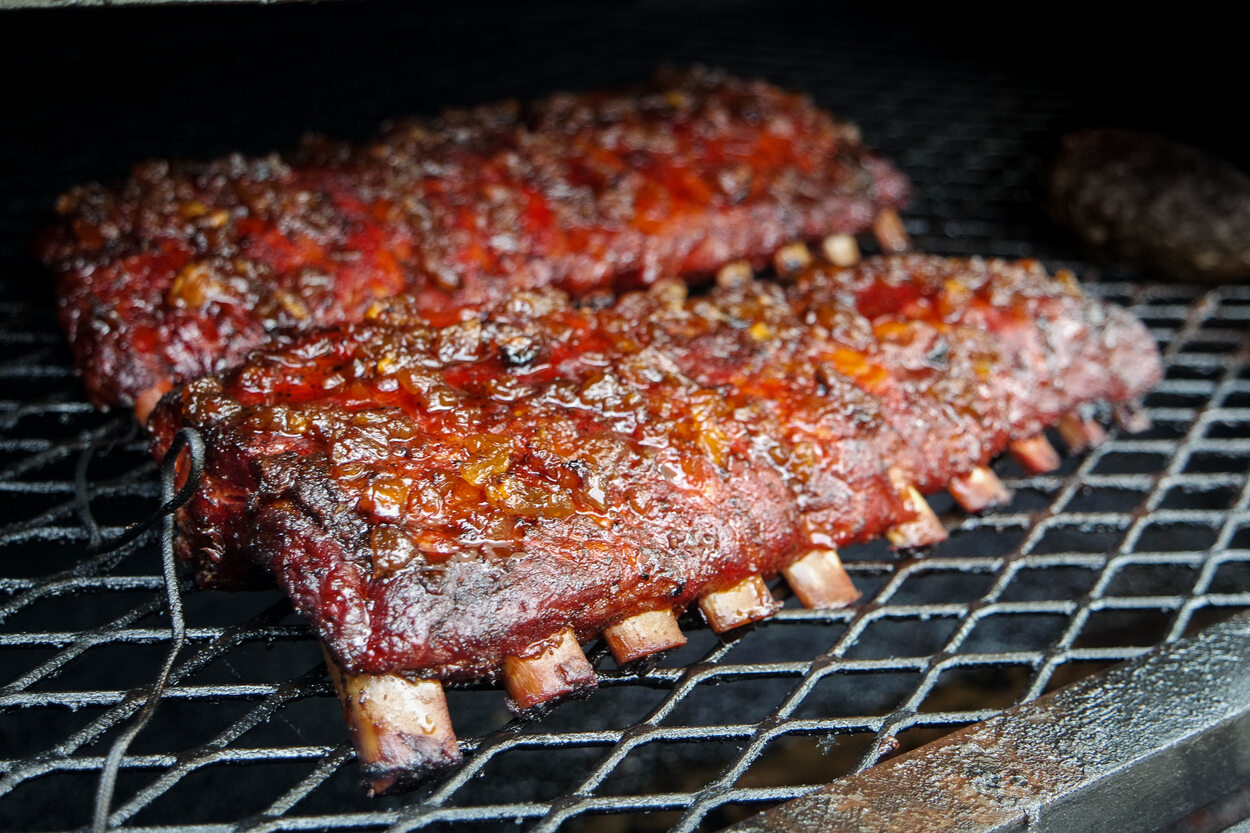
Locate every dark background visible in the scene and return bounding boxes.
[0,0,1241,304]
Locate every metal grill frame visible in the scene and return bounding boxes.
[5,265,1248,833]
[2,4,1250,832]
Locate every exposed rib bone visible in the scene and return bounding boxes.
[872,209,910,253]
[698,575,781,633]
[322,647,460,795]
[716,259,754,288]
[886,483,948,548]
[1114,402,1152,433]
[1057,411,1108,453]
[782,548,860,609]
[603,609,686,665]
[1009,433,1061,474]
[501,628,597,713]
[774,242,813,276]
[948,466,1013,513]
[821,233,862,267]
[883,467,948,548]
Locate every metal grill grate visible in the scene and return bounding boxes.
[2,3,1249,832]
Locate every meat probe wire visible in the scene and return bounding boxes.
[88,427,205,833]
[73,417,141,549]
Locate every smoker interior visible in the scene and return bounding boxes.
[1,3,1248,831]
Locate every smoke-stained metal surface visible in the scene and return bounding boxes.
[726,611,1250,833]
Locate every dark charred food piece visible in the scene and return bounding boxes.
[1047,129,1250,283]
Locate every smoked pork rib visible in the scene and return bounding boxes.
[38,67,909,415]
[148,253,1160,789]
[149,253,1160,677]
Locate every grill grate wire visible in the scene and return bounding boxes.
[2,3,1249,832]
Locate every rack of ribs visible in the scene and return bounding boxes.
[36,67,909,419]
[147,251,1162,793]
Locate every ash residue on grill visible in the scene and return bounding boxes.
[2,2,1249,832]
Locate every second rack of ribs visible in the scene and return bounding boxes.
[39,68,907,414]
[150,254,1160,683]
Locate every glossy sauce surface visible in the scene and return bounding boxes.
[41,68,909,409]
[150,255,1162,679]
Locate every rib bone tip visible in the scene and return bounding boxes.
[872,209,910,254]
[886,483,948,549]
[1008,434,1061,474]
[821,233,861,267]
[782,548,860,609]
[698,575,780,633]
[1057,411,1108,453]
[1114,402,1151,434]
[604,608,686,665]
[948,466,1013,513]
[716,259,754,288]
[322,647,460,795]
[502,627,597,714]
[773,242,813,277]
